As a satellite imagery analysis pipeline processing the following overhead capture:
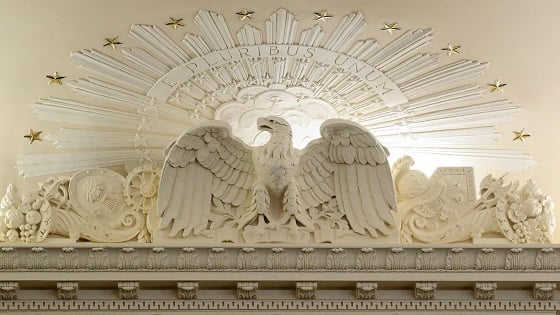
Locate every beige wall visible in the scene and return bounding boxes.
[1,0,559,240]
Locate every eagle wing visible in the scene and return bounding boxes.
[296,119,397,237]
[158,121,255,237]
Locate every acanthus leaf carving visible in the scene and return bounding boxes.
[237,247,258,270]
[57,282,79,300]
[0,282,18,300]
[296,247,317,270]
[386,248,407,270]
[57,247,79,270]
[296,282,317,299]
[177,282,198,299]
[237,282,258,299]
[207,248,228,269]
[356,282,377,300]
[475,248,497,271]
[505,248,527,271]
[147,247,168,269]
[355,248,376,270]
[267,248,287,270]
[533,282,556,300]
[178,247,199,270]
[87,247,108,270]
[118,282,139,299]
[474,282,497,300]
[415,248,435,270]
[326,248,347,270]
[415,282,437,300]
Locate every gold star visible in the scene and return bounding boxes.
[103,36,122,50]
[45,72,65,85]
[166,17,184,29]
[488,79,507,92]
[381,22,401,34]
[236,9,254,21]
[512,129,530,143]
[442,43,461,56]
[314,10,333,22]
[24,129,43,144]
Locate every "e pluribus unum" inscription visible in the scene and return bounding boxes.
[148,44,407,106]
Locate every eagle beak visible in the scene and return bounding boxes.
[257,117,274,131]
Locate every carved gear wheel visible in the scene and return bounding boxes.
[125,165,161,237]
[125,165,160,214]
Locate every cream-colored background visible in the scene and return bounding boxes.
[1,0,559,240]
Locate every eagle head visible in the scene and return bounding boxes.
[257,116,292,136]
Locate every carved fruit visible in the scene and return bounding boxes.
[521,198,542,218]
[4,208,24,229]
[25,210,42,225]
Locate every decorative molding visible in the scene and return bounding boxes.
[474,282,497,300]
[237,247,258,270]
[296,247,318,270]
[177,282,198,299]
[296,282,317,299]
[0,300,558,312]
[356,282,377,300]
[57,282,78,300]
[386,247,407,270]
[326,248,347,270]
[355,248,377,270]
[27,247,47,269]
[415,282,437,300]
[415,247,435,270]
[0,247,18,269]
[445,248,465,270]
[475,248,497,270]
[533,282,556,300]
[87,247,109,270]
[207,248,228,269]
[535,248,557,270]
[267,248,288,270]
[178,247,199,270]
[0,245,558,311]
[118,282,139,300]
[237,282,258,299]
[117,247,139,270]
[1,245,559,272]
[147,247,168,269]
[0,282,18,300]
[505,248,527,270]
[57,247,79,270]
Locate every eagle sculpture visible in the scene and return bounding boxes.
[158,116,397,240]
